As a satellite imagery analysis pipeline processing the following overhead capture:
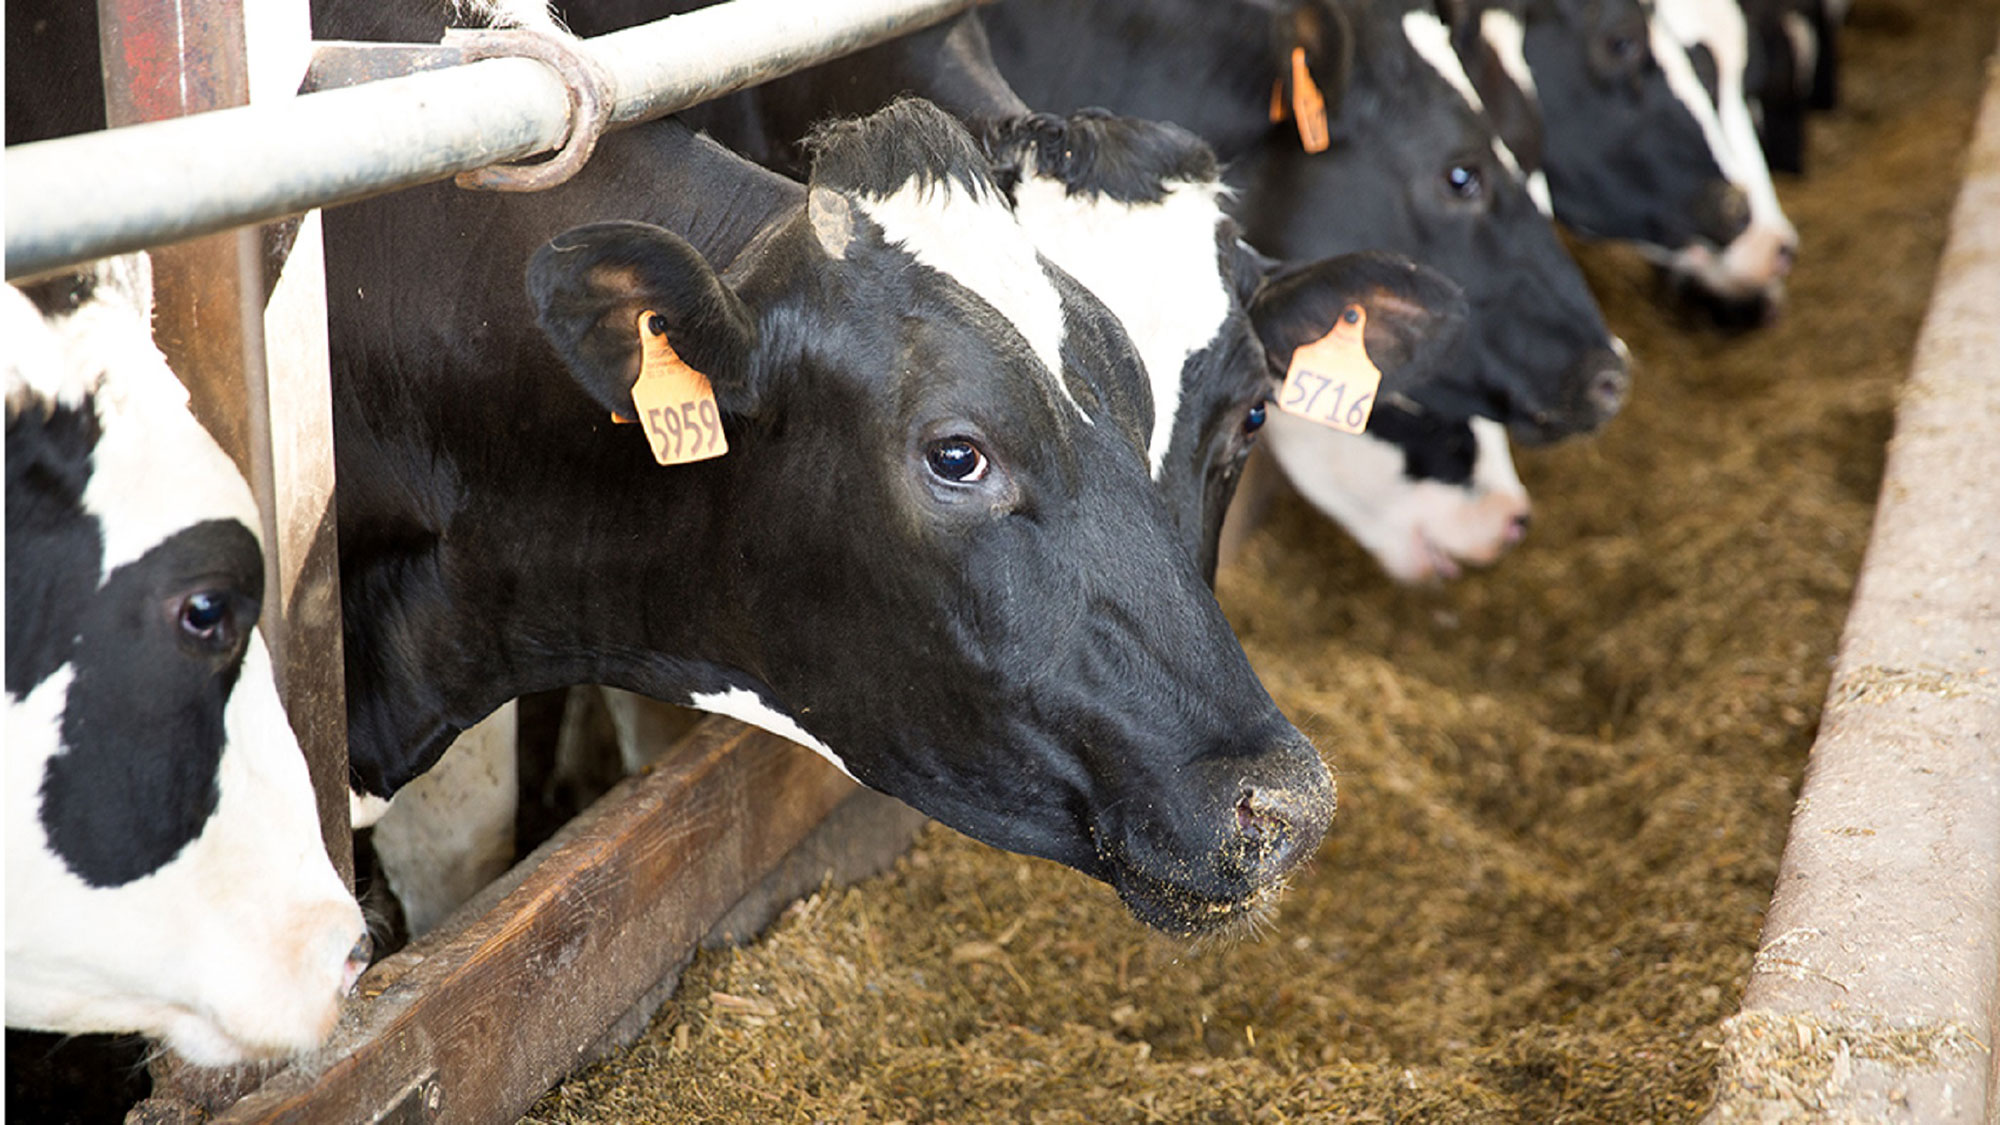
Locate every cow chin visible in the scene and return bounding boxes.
[158,1001,342,1069]
[1656,234,1793,328]
[1105,859,1293,941]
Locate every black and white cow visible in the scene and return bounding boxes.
[984,0,1631,447]
[1447,0,1799,318]
[555,1,1473,581]
[316,68,1342,932]
[971,0,1619,577]
[6,256,368,1065]
[1646,0,1802,317]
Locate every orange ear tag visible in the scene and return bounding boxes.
[1289,46,1330,154]
[628,310,729,466]
[1276,305,1380,435]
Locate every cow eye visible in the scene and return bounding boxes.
[177,591,238,651]
[924,437,990,483]
[1607,32,1643,64]
[1243,402,1268,436]
[1444,164,1484,200]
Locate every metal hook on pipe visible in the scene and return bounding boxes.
[446,28,614,192]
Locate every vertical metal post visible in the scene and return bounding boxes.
[96,0,353,887]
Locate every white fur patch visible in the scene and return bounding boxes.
[1404,10,1486,113]
[1010,175,1233,478]
[1479,8,1538,100]
[687,686,856,782]
[26,272,268,579]
[1263,411,1530,583]
[350,790,395,829]
[1527,169,1554,217]
[1467,417,1525,498]
[856,176,1086,421]
[6,641,362,1063]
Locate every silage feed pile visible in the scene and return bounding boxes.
[526,3,1998,1119]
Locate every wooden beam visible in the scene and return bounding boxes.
[213,719,860,1125]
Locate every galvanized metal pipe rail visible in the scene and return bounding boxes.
[5,0,979,279]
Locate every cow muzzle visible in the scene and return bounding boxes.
[1102,736,1335,938]
[1509,344,1630,445]
[1665,219,1799,324]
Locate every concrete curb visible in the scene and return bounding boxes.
[1705,52,2000,1125]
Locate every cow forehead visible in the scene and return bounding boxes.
[1479,8,1538,100]
[1403,9,1487,113]
[37,294,266,579]
[851,175,1089,423]
[1009,173,1234,480]
[1401,9,1549,203]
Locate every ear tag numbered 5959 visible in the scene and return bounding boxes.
[624,310,728,466]
[1276,304,1380,435]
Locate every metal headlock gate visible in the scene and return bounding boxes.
[7,2,965,1120]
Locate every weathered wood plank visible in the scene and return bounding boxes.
[214,718,858,1125]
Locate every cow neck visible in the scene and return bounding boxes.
[332,121,804,798]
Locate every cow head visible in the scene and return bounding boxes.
[5,257,367,1065]
[526,101,1334,935]
[1241,0,1631,446]
[976,108,1469,581]
[1646,0,1800,322]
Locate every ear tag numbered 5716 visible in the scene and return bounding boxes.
[1276,304,1380,435]
[625,310,728,466]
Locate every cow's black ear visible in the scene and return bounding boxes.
[526,221,759,419]
[1271,0,1355,130]
[1250,251,1469,397]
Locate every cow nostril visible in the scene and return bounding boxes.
[1588,363,1630,420]
[1775,242,1798,275]
[1508,510,1532,543]
[1233,788,1324,883]
[1699,181,1753,245]
[342,933,374,996]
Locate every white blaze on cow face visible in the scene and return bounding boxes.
[1263,412,1531,584]
[1404,10,1551,217]
[687,686,857,782]
[1010,173,1233,478]
[4,262,366,1066]
[855,175,1089,422]
[1650,0,1799,299]
[1479,8,1539,101]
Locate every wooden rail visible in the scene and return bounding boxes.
[213,717,921,1125]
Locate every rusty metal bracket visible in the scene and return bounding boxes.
[443,28,613,193]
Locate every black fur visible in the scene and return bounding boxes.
[41,520,261,887]
[526,221,759,419]
[5,399,103,698]
[803,97,1001,204]
[977,109,1220,206]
